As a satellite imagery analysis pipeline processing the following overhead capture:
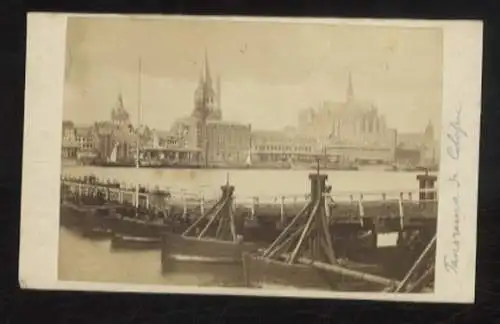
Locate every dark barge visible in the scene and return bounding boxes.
[161,181,259,272]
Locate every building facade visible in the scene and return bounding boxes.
[395,120,439,168]
[61,121,79,159]
[86,94,138,162]
[167,50,230,166]
[111,93,131,127]
[206,121,251,167]
[250,130,318,166]
[150,130,179,149]
[170,116,201,151]
[420,121,439,167]
[297,73,395,163]
[62,121,76,142]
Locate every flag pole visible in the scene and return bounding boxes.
[135,57,142,211]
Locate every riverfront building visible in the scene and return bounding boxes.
[297,73,396,163]
[206,121,251,167]
[250,130,318,166]
[167,50,252,167]
[91,95,138,162]
[395,121,439,168]
[61,121,79,159]
[65,53,438,169]
[61,120,98,161]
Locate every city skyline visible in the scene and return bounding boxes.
[63,17,443,134]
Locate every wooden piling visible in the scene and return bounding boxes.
[394,234,436,292]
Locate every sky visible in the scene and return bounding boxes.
[63,16,443,134]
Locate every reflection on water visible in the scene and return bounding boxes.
[59,228,244,287]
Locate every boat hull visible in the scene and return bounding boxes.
[60,202,118,238]
[109,216,189,250]
[110,217,176,237]
[242,253,388,292]
[242,253,332,289]
[161,233,258,273]
[110,233,162,250]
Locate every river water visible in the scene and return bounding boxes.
[58,166,432,289]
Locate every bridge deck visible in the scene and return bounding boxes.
[61,180,438,222]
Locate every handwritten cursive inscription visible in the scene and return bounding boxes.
[446,105,468,161]
[444,172,461,273]
[443,107,468,274]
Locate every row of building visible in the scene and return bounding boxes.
[62,52,439,169]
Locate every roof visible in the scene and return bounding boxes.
[62,120,74,128]
[206,120,249,128]
[74,126,92,137]
[251,130,317,143]
[300,99,378,123]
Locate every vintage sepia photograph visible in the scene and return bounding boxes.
[20,14,482,303]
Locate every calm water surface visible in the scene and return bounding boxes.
[59,166,433,288]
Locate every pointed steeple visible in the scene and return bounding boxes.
[204,48,212,86]
[117,92,124,111]
[424,119,434,139]
[112,92,130,126]
[198,67,205,86]
[347,71,354,102]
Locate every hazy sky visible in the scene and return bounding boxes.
[63,16,443,133]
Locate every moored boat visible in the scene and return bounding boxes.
[59,200,122,238]
[110,233,163,250]
[161,182,260,273]
[161,233,256,269]
[109,212,192,250]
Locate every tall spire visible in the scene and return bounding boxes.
[216,75,221,110]
[117,92,124,110]
[347,71,354,102]
[198,67,205,86]
[204,48,212,86]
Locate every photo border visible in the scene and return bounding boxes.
[19,13,482,303]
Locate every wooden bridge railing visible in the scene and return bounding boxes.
[61,178,438,223]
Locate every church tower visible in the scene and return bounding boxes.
[422,119,437,166]
[424,119,434,142]
[212,75,222,119]
[192,49,221,121]
[111,92,130,127]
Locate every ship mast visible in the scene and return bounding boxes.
[135,57,142,210]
